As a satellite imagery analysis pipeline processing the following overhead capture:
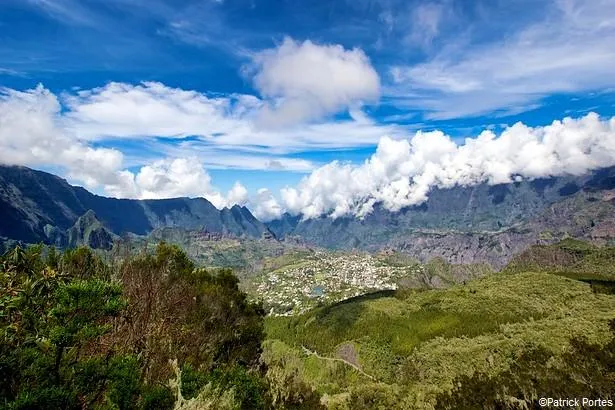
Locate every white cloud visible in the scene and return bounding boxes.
[61,81,401,153]
[0,85,129,192]
[248,37,381,128]
[281,113,615,219]
[207,181,250,209]
[250,188,283,222]
[62,81,250,140]
[389,0,615,118]
[131,157,213,199]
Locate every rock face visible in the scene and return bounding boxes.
[268,167,615,267]
[66,210,116,250]
[0,165,273,246]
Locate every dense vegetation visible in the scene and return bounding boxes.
[123,228,310,278]
[505,238,615,292]
[2,239,615,409]
[264,242,615,408]
[436,323,615,409]
[0,243,269,409]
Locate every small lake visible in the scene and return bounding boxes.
[311,285,325,297]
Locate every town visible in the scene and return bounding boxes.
[251,251,424,315]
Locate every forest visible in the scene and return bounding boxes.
[1,241,615,409]
[0,243,272,409]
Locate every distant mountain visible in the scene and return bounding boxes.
[267,167,615,267]
[3,164,615,266]
[0,165,272,246]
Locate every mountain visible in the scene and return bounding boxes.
[267,167,615,267]
[66,210,116,250]
[0,165,272,246]
[4,164,615,266]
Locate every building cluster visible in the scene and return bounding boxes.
[253,251,422,315]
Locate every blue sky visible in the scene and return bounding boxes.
[1,0,615,220]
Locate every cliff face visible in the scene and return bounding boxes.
[269,168,615,267]
[0,165,272,246]
[3,164,615,266]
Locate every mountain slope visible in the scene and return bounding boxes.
[266,167,615,266]
[264,269,615,408]
[0,165,272,244]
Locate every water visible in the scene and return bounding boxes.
[312,285,325,297]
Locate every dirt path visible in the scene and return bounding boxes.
[301,346,378,381]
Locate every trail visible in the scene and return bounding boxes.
[301,346,378,381]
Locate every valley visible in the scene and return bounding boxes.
[2,165,615,409]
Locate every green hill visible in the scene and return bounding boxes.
[505,239,615,294]
[263,268,615,408]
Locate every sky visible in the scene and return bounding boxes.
[1,0,615,221]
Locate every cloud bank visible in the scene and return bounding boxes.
[281,113,615,219]
[249,38,380,128]
[2,85,615,223]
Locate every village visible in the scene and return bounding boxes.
[252,251,424,315]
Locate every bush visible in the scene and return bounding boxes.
[0,243,267,410]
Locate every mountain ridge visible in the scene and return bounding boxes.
[0,165,272,245]
[2,164,615,267]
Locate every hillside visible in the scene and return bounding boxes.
[268,169,615,267]
[0,165,272,245]
[264,268,615,408]
[504,239,615,293]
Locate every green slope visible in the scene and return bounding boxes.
[263,270,615,409]
[505,239,615,292]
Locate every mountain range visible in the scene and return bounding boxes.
[267,167,615,266]
[0,165,271,248]
[2,164,615,267]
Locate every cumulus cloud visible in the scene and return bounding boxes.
[206,181,250,209]
[248,37,380,128]
[250,188,283,222]
[130,157,212,199]
[62,81,252,140]
[281,113,615,219]
[0,85,249,209]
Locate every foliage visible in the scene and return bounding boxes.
[436,319,615,409]
[504,239,615,281]
[0,243,268,410]
[264,271,615,408]
[0,246,125,409]
[111,242,265,385]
